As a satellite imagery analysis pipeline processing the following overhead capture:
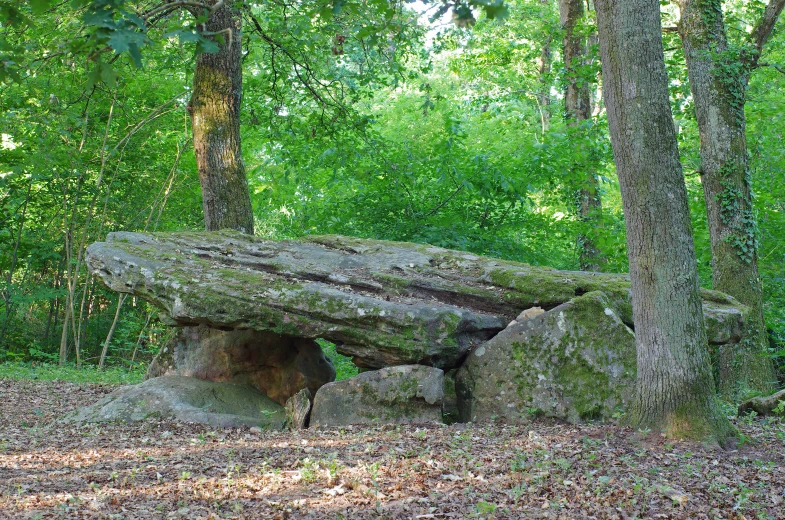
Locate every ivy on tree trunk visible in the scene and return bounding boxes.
[676,0,780,396]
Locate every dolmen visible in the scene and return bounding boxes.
[70,231,749,429]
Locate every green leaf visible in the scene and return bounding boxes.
[127,42,142,68]
[30,0,53,15]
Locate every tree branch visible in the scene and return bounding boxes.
[140,0,223,22]
[749,0,785,63]
[757,61,785,75]
[244,8,341,114]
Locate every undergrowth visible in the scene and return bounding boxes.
[0,362,145,385]
[318,339,359,381]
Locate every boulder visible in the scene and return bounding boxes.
[146,325,335,405]
[65,376,287,429]
[738,388,785,417]
[86,231,747,371]
[285,388,312,429]
[456,291,636,423]
[310,365,444,427]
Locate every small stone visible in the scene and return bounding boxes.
[285,388,312,429]
[738,388,785,417]
[516,307,545,321]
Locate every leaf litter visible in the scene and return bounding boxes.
[1,379,784,519]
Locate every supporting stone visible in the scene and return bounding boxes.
[311,365,444,427]
[146,325,335,405]
[456,291,636,423]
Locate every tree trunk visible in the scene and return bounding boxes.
[676,0,775,396]
[188,1,254,234]
[536,0,553,133]
[595,0,734,443]
[99,293,126,369]
[0,184,31,344]
[559,0,604,271]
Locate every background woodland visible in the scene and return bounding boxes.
[0,0,783,390]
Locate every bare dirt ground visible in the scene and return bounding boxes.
[1,379,784,519]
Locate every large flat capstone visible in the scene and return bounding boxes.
[86,231,748,370]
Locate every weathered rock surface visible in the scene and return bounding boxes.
[310,365,444,427]
[286,388,312,428]
[86,231,747,370]
[146,325,335,405]
[738,388,785,417]
[65,376,287,429]
[456,291,636,423]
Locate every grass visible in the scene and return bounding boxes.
[0,338,359,386]
[0,361,145,385]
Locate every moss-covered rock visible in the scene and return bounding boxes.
[456,291,637,424]
[86,231,747,371]
[738,388,785,417]
[310,365,444,427]
[64,376,286,429]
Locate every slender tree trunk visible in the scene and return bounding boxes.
[537,39,552,133]
[99,293,126,369]
[131,311,153,364]
[0,184,31,344]
[43,251,67,345]
[560,0,604,271]
[676,0,778,395]
[188,1,254,234]
[595,0,734,443]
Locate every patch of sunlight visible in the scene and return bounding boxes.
[2,133,20,150]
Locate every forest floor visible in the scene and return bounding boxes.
[1,379,783,520]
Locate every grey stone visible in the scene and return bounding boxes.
[146,325,334,405]
[310,365,444,427]
[456,291,637,424]
[65,376,286,429]
[85,231,746,370]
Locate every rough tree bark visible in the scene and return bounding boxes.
[595,0,734,443]
[559,0,604,271]
[676,0,783,395]
[188,0,254,234]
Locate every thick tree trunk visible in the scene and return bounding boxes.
[559,0,604,271]
[189,1,254,234]
[677,0,774,395]
[595,0,734,443]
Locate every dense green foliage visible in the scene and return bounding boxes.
[0,0,783,385]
